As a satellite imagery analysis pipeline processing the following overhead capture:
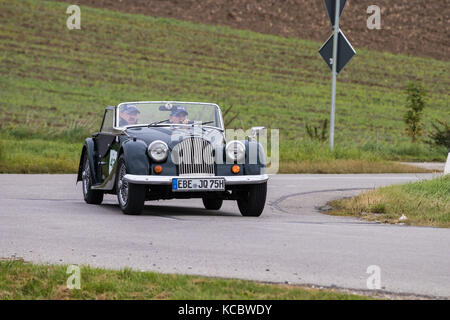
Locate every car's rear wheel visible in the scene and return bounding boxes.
[82,154,103,204]
[237,182,267,217]
[116,156,146,215]
[202,197,223,210]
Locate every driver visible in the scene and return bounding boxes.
[119,104,140,126]
[169,106,190,124]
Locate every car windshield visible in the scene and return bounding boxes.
[117,102,222,129]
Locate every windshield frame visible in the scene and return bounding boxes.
[114,101,224,131]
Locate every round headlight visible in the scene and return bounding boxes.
[225,140,246,163]
[147,140,169,162]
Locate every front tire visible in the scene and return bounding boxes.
[202,197,223,210]
[82,154,103,204]
[116,156,146,215]
[237,182,267,217]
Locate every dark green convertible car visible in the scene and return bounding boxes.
[77,101,268,216]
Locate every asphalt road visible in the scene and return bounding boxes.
[0,173,449,298]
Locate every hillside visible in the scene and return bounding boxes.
[57,0,450,61]
[0,0,448,173]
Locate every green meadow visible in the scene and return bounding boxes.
[0,0,448,173]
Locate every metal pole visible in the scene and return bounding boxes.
[329,0,340,150]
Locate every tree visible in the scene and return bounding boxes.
[404,82,426,142]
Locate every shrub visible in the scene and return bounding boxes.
[428,120,450,151]
[305,119,328,142]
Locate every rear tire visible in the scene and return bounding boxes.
[202,197,223,210]
[237,182,267,217]
[82,154,103,205]
[116,156,146,215]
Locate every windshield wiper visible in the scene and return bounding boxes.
[148,119,169,127]
[187,121,215,126]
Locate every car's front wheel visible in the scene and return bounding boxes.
[82,154,103,204]
[237,182,267,217]
[116,156,146,215]
[202,197,223,210]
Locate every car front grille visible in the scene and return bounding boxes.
[173,137,215,176]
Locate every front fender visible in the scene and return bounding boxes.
[120,139,150,175]
[244,140,266,175]
[217,140,266,175]
[77,138,97,183]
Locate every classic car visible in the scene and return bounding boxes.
[77,101,268,216]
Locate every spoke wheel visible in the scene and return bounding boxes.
[82,154,103,205]
[116,156,146,215]
[117,161,129,207]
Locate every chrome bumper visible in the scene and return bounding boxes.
[123,174,269,185]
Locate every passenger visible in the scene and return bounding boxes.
[119,104,140,126]
[168,106,190,124]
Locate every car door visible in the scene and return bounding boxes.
[94,107,117,183]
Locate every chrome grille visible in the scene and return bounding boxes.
[173,137,215,176]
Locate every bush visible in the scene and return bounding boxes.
[428,120,450,151]
[305,119,328,142]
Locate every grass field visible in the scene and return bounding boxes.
[328,175,450,228]
[0,259,369,300]
[0,0,448,173]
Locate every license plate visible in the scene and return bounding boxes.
[172,178,225,191]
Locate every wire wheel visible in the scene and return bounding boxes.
[81,154,103,204]
[117,161,129,207]
[116,155,146,215]
[82,159,91,198]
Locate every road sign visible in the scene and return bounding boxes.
[323,0,347,26]
[318,0,355,150]
[318,29,356,74]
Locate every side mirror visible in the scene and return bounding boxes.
[249,126,266,142]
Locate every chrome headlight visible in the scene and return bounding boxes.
[147,140,169,162]
[225,140,246,162]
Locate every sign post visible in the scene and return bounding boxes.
[319,0,355,150]
[329,0,340,150]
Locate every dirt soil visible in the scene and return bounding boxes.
[57,0,449,61]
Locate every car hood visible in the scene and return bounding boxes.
[125,126,225,149]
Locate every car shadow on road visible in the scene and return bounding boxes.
[100,203,238,217]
